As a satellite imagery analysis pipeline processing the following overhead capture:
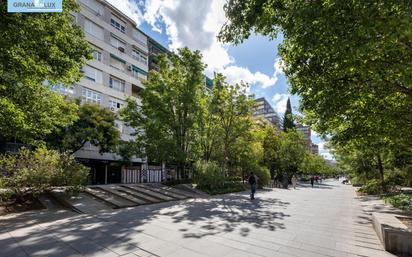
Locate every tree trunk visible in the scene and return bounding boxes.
[377,155,385,192]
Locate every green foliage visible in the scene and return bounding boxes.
[0,0,91,143]
[210,75,255,172]
[121,48,205,177]
[219,0,412,190]
[0,147,89,201]
[122,51,256,178]
[385,170,407,189]
[383,193,412,211]
[282,98,294,132]
[358,179,382,195]
[47,103,120,154]
[194,161,224,191]
[162,178,192,187]
[202,182,245,195]
[254,165,271,189]
[300,152,334,175]
[277,130,307,177]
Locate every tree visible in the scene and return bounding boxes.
[278,131,307,179]
[262,124,281,178]
[0,0,91,144]
[282,97,294,132]
[47,103,120,154]
[121,48,205,178]
[218,0,412,183]
[196,75,223,162]
[210,76,255,174]
[300,152,331,176]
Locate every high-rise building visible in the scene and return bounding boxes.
[65,0,150,184]
[296,124,319,155]
[253,97,281,129]
[296,123,311,142]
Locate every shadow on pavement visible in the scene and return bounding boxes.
[0,190,290,256]
[162,193,290,238]
[298,182,337,189]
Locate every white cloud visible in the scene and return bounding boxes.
[222,66,278,90]
[318,142,333,160]
[142,0,283,89]
[271,93,289,114]
[106,0,144,26]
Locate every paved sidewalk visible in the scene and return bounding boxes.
[0,181,397,257]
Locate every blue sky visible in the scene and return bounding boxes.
[109,0,330,159]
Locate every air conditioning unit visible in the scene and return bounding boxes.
[128,65,132,71]
[118,47,125,53]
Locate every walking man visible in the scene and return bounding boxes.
[248,172,257,200]
[310,176,314,188]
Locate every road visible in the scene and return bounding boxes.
[0,180,397,257]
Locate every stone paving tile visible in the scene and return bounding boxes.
[0,180,399,257]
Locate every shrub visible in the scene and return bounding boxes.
[358,179,382,195]
[0,147,89,202]
[205,181,246,195]
[194,161,225,191]
[350,176,363,187]
[383,193,412,211]
[385,170,407,189]
[254,166,271,188]
[162,178,192,186]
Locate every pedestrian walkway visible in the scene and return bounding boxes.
[0,181,398,257]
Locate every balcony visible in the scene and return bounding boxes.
[132,84,143,98]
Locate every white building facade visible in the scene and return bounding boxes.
[70,0,152,184]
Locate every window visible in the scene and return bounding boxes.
[131,65,147,81]
[132,49,147,65]
[82,88,102,104]
[92,49,102,61]
[82,65,102,83]
[110,55,125,71]
[132,29,147,46]
[109,77,125,92]
[110,15,126,33]
[110,35,126,50]
[109,98,124,111]
[84,19,104,40]
[82,0,104,16]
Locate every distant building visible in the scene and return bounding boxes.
[311,143,319,155]
[253,97,281,129]
[296,123,311,142]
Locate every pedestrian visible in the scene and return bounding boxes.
[273,173,279,188]
[291,175,297,189]
[310,176,314,188]
[248,172,257,200]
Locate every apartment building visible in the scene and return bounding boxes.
[253,97,282,129]
[296,123,311,142]
[66,0,151,184]
[296,123,319,155]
